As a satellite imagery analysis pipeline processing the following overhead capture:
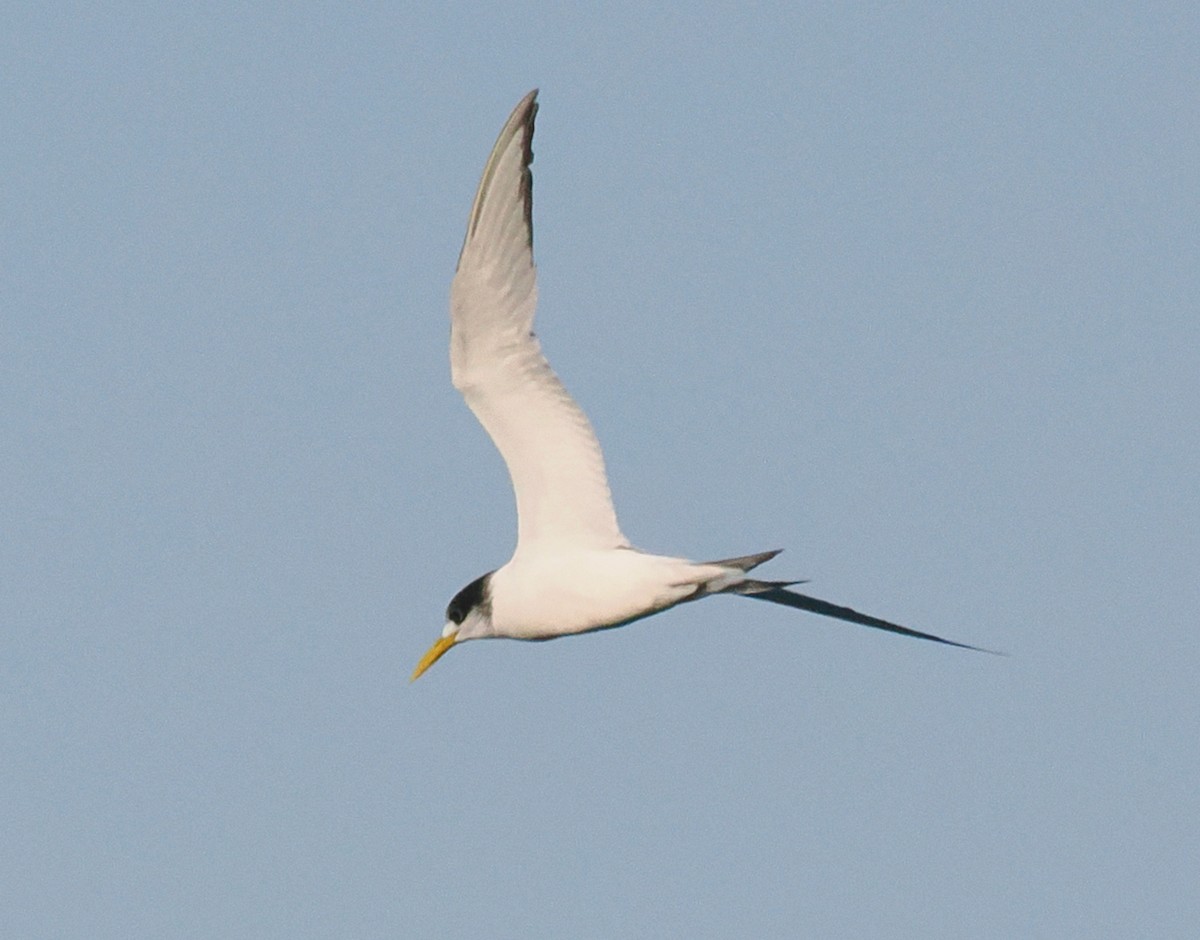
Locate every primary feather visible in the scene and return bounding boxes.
[450,90,626,551]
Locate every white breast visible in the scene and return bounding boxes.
[488,549,724,639]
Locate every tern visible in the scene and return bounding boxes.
[412,90,984,680]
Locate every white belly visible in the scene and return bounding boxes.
[488,547,720,639]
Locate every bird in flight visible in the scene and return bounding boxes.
[412,90,985,680]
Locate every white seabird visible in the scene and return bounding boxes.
[413,90,984,679]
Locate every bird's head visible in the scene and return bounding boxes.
[411,571,494,680]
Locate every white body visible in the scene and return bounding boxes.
[410,91,979,679]
[489,550,736,639]
[417,89,770,656]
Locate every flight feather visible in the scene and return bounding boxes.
[450,90,627,550]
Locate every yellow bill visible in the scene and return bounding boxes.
[411,633,457,681]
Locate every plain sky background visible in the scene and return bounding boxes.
[3,3,1198,938]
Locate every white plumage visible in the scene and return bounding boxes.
[450,90,623,551]
[412,91,984,680]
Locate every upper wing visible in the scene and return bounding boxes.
[449,90,627,550]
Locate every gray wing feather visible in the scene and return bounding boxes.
[450,91,627,550]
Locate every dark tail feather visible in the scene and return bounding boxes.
[743,587,998,654]
[732,576,809,594]
[703,549,783,573]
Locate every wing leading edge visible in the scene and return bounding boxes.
[450,90,627,550]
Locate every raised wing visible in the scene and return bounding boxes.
[450,90,627,550]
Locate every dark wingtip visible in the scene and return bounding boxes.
[927,636,1006,656]
[744,587,1000,654]
[520,92,537,251]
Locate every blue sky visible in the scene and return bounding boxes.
[3,3,1197,937]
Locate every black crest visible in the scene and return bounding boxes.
[446,572,493,625]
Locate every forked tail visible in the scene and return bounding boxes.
[702,549,807,594]
[704,549,994,652]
